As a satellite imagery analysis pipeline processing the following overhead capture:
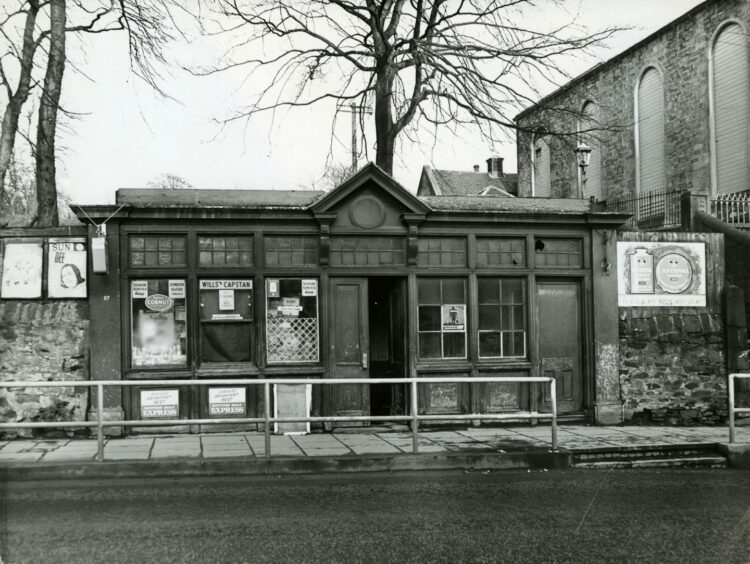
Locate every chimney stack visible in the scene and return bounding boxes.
[473,164,480,172]
[487,157,504,179]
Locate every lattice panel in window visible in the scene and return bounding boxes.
[417,237,467,267]
[198,236,254,266]
[129,235,186,268]
[534,238,583,268]
[329,237,406,266]
[477,238,526,267]
[264,236,319,267]
[266,317,319,363]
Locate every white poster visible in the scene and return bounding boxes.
[617,242,706,307]
[131,280,148,298]
[208,387,246,416]
[219,289,235,310]
[441,304,466,331]
[168,279,186,299]
[140,389,179,419]
[301,279,317,296]
[48,238,87,298]
[1,242,43,298]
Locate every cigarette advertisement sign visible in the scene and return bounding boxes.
[48,238,87,298]
[208,387,246,417]
[1,242,43,298]
[140,389,179,419]
[617,242,706,307]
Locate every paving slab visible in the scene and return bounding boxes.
[333,435,400,454]
[0,452,43,462]
[245,435,304,457]
[42,449,97,462]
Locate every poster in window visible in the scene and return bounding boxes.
[140,389,179,419]
[208,387,246,416]
[48,238,87,298]
[1,242,43,298]
[617,242,706,307]
[441,304,466,331]
[131,280,187,367]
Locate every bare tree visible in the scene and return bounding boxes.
[197,1,619,175]
[147,172,193,189]
[321,162,356,191]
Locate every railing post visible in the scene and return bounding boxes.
[550,378,558,452]
[729,374,736,444]
[411,379,419,454]
[97,383,105,462]
[264,382,271,459]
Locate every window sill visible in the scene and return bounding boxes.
[195,364,260,377]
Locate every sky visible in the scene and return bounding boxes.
[50,0,705,205]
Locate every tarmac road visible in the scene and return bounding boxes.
[1,468,749,564]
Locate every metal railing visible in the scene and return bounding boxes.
[0,376,558,461]
[711,191,750,229]
[604,189,683,230]
[729,373,750,443]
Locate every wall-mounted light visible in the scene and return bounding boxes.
[575,142,592,197]
[91,224,108,274]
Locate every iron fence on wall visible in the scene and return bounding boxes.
[711,191,750,229]
[604,189,684,230]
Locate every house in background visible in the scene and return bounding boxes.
[417,157,518,197]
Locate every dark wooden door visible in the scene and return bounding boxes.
[537,282,583,414]
[329,278,370,421]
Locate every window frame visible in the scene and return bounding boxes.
[417,277,468,361]
[265,277,321,365]
[477,277,528,360]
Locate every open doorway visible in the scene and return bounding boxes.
[368,276,407,416]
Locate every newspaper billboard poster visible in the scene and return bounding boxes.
[48,238,87,298]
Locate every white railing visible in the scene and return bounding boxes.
[0,376,558,461]
[729,373,750,443]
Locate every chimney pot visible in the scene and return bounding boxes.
[473,164,480,172]
[487,157,504,178]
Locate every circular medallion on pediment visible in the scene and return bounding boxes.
[349,197,386,229]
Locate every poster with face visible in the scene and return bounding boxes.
[48,238,87,298]
[1,242,43,298]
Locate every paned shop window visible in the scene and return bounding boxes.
[266,278,319,364]
[199,280,254,363]
[130,279,187,368]
[418,278,467,359]
[478,278,526,358]
[129,235,186,268]
[198,236,254,267]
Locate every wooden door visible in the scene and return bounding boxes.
[537,282,583,414]
[329,278,370,421]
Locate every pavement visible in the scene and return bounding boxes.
[0,424,747,468]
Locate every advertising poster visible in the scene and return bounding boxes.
[48,238,87,298]
[617,242,706,307]
[140,389,179,419]
[441,304,466,331]
[208,387,246,416]
[1,242,43,298]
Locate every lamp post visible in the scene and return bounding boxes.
[575,142,592,198]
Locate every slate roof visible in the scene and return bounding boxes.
[420,195,595,214]
[116,188,324,209]
[420,166,519,196]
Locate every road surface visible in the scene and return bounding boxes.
[1,468,748,563]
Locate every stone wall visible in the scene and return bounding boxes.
[617,232,727,425]
[0,228,90,438]
[516,0,749,200]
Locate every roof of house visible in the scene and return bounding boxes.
[421,166,519,196]
[420,195,594,213]
[116,188,324,209]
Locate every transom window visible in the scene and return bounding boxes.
[198,236,254,267]
[129,235,186,268]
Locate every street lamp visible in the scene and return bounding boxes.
[575,142,592,197]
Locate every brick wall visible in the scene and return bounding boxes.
[516,0,749,200]
[0,229,90,438]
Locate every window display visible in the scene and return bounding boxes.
[131,279,187,367]
[266,278,319,363]
[199,280,254,363]
[418,278,467,359]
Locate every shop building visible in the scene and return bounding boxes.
[70,163,628,431]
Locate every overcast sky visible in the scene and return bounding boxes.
[53,0,703,205]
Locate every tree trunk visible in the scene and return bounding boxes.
[0,0,41,220]
[36,0,66,227]
[374,67,395,175]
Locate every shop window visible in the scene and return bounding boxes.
[534,238,583,268]
[199,279,254,363]
[266,278,319,363]
[417,237,467,267]
[478,278,526,358]
[198,236,254,267]
[417,278,467,359]
[264,236,318,267]
[330,236,406,266]
[130,279,188,368]
[129,235,186,268]
[477,237,526,267]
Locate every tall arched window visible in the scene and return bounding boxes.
[532,136,551,197]
[635,67,666,194]
[578,101,602,200]
[711,22,749,196]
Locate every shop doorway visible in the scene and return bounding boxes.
[328,277,407,423]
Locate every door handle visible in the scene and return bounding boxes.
[362,353,368,369]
